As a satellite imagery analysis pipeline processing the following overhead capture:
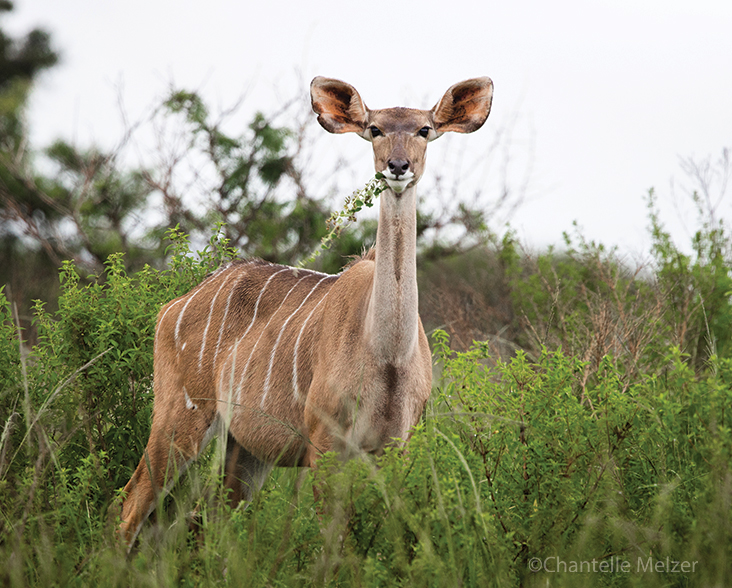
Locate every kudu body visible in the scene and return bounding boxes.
[119,75,494,546]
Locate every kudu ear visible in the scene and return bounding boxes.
[310,77,369,134]
[431,77,494,134]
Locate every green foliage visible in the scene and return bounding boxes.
[0,5,61,340]
[503,191,732,381]
[0,286,19,395]
[0,227,235,533]
[0,4,57,152]
[1,220,731,585]
[647,188,732,366]
[161,89,333,267]
[44,139,158,264]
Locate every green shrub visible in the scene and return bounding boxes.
[502,191,732,386]
[0,226,235,541]
[433,332,731,587]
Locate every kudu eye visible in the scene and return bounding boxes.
[369,126,382,138]
[418,126,431,138]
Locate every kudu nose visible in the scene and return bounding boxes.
[388,159,410,178]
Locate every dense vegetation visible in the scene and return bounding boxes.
[2,197,732,586]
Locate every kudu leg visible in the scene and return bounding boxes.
[184,433,272,543]
[222,432,272,505]
[119,397,218,547]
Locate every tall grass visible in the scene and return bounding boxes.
[2,205,732,586]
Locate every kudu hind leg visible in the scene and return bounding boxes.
[119,404,217,546]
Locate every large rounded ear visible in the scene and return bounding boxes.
[432,77,493,134]
[310,77,369,134]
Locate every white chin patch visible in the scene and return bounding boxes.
[382,170,414,194]
[385,179,412,193]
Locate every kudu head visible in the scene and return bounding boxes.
[310,76,494,194]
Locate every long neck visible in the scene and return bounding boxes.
[364,184,420,366]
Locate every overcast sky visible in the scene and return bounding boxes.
[7,0,732,259]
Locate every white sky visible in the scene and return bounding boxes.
[7,0,732,259]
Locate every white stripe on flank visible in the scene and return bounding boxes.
[298,268,330,277]
[210,262,232,278]
[292,277,336,400]
[235,273,310,406]
[214,266,288,375]
[154,297,185,355]
[260,275,331,409]
[199,265,237,372]
[184,386,198,410]
[213,272,243,374]
[175,286,204,352]
[221,267,292,401]
[217,337,239,420]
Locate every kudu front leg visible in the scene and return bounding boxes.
[222,432,272,506]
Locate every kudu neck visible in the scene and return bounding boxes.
[365,184,420,366]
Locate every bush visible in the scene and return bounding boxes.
[0,227,235,551]
[432,334,731,587]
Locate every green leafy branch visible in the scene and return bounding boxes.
[298,173,387,267]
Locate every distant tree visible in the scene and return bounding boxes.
[148,91,337,268]
[0,2,57,150]
[0,7,525,337]
[0,1,59,325]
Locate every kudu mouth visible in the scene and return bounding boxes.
[382,170,415,194]
[382,157,416,194]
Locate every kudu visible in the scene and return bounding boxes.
[119,75,494,546]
